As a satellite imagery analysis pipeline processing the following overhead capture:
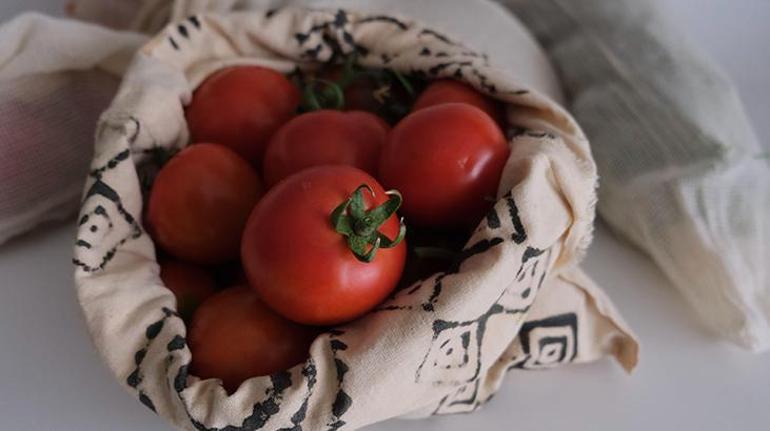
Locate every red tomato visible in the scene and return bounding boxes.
[185,66,300,165]
[318,66,381,113]
[242,166,407,325]
[189,285,317,393]
[159,259,216,321]
[412,79,504,124]
[379,104,509,228]
[147,144,263,264]
[262,110,389,187]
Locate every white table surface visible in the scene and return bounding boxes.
[1,1,769,431]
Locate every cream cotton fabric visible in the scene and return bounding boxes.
[73,7,636,431]
[500,0,770,352]
[0,13,145,244]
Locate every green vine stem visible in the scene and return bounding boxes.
[330,184,406,262]
[301,78,345,111]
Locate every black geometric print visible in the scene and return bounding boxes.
[292,10,371,62]
[126,307,178,417]
[519,131,557,140]
[326,334,352,431]
[504,193,527,244]
[431,379,480,415]
[485,207,502,229]
[188,16,201,29]
[185,371,293,431]
[74,114,146,273]
[177,24,189,39]
[72,178,142,272]
[89,149,131,180]
[374,231,507,314]
[130,309,309,431]
[374,193,528,315]
[139,392,157,412]
[277,360,318,431]
[416,317,483,384]
[418,28,455,45]
[358,15,409,30]
[141,307,296,431]
[168,16,205,50]
[415,248,552,387]
[507,313,578,370]
[78,7,572,428]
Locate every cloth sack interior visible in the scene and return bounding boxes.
[72,7,636,430]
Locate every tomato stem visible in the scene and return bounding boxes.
[391,70,415,96]
[302,78,345,111]
[330,184,406,263]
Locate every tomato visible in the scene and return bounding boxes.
[189,285,317,393]
[379,103,509,229]
[147,144,263,264]
[262,110,389,187]
[185,66,300,165]
[412,79,504,125]
[242,166,407,325]
[314,65,419,123]
[318,66,381,113]
[159,259,217,321]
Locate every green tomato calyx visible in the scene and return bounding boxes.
[330,184,406,263]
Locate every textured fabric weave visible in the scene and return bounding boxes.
[0,14,144,244]
[501,0,770,352]
[73,7,636,430]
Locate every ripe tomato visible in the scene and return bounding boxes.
[242,166,407,325]
[189,285,317,393]
[412,79,504,124]
[379,104,509,229]
[262,110,389,187]
[159,259,217,321]
[185,66,300,165]
[147,144,263,264]
[317,66,381,113]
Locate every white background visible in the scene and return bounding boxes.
[0,1,768,430]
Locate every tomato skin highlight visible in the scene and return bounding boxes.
[412,79,504,125]
[379,103,509,229]
[189,286,317,393]
[147,143,263,264]
[262,110,389,187]
[241,166,407,326]
[159,259,217,321]
[185,66,300,165]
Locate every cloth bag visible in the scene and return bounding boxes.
[73,7,637,430]
[0,14,145,244]
[0,0,561,246]
[500,0,770,352]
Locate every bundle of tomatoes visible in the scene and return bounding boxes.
[146,59,510,392]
